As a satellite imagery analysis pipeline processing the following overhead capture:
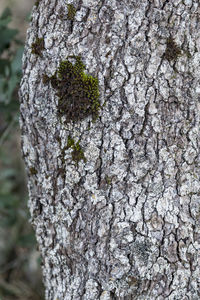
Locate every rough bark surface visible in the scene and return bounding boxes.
[19,0,200,299]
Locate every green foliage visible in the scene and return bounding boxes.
[0,143,44,299]
[0,7,23,117]
[46,56,100,123]
[0,8,18,54]
[67,4,76,20]
[0,148,27,229]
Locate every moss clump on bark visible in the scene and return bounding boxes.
[31,37,44,56]
[29,167,37,175]
[67,4,76,20]
[66,135,86,164]
[34,0,41,7]
[105,175,112,185]
[42,74,50,85]
[48,55,100,123]
[164,37,182,61]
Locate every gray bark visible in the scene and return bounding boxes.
[19,0,200,299]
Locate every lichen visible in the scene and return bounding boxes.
[164,37,182,61]
[49,55,100,123]
[133,241,151,261]
[66,135,86,164]
[31,37,44,56]
[67,4,76,20]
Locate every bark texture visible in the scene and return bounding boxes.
[19,0,200,299]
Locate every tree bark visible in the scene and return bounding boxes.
[19,0,200,299]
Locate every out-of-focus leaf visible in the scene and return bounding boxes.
[0,168,17,180]
[0,210,17,227]
[18,234,36,248]
[0,194,19,207]
[0,7,12,20]
[11,46,23,74]
[0,28,18,55]
[0,59,10,75]
[0,101,19,113]
[4,74,18,102]
[0,180,15,195]
[0,16,12,28]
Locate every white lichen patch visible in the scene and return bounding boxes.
[100,291,111,300]
[145,53,162,78]
[179,171,200,196]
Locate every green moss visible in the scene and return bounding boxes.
[55,136,61,144]
[42,74,50,84]
[29,167,37,175]
[185,50,192,59]
[66,135,86,164]
[31,37,44,57]
[67,4,76,20]
[34,0,41,7]
[127,276,139,287]
[71,142,86,163]
[164,37,182,61]
[66,135,75,148]
[105,175,112,185]
[105,37,111,44]
[49,55,100,123]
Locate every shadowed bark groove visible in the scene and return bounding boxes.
[19,0,200,299]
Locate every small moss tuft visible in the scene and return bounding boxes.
[31,37,44,57]
[127,276,140,287]
[105,175,112,185]
[35,0,41,7]
[164,37,182,61]
[66,135,86,164]
[49,55,100,123]
[29,167,37,175]
[66,135,75,148]
[71,142,86,163]
[67,4,76,20]
[42,74,50,84]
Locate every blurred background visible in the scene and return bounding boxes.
[0,0,44,299]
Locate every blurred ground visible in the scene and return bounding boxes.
[0,0,44,299]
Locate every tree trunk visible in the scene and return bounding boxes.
[19,0,200,299]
